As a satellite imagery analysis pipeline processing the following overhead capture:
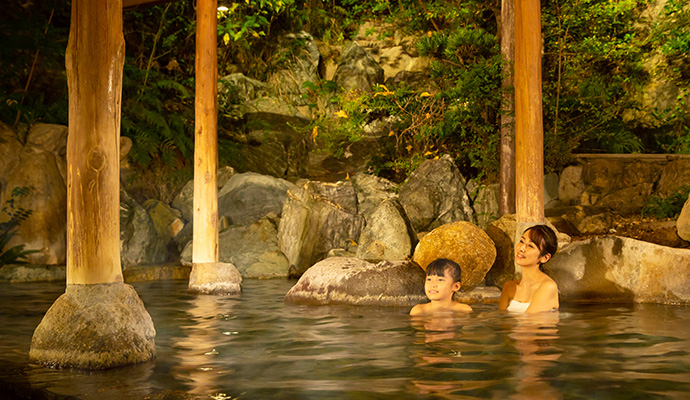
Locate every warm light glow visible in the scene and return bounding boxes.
[217,6,228,11]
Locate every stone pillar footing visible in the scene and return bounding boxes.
[29,282,156,370]
[188,262,242,295]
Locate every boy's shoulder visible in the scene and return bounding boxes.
[409,302,431,316]
[451,301,473,313]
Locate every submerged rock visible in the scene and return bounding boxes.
[30,282,156,369]
[284,257,426,306]
[547,235,690,304]
[412,221,496,290]
[188,262,242,295]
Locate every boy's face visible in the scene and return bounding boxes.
[424,268,461,302]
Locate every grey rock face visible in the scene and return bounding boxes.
[278,183,364,277]
[548,235,690,304]
[399,154,474,233]
[284,257,426,306]
[356,199,417,262]
[333,42,385,93]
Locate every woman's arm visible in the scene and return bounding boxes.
[525,280,559,313]
[498,281,517,311]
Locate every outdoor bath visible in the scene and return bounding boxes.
[2,278,690,399]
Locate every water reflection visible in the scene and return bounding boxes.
[409,314,468,398]
[172,294,240,397]
[508,312,562,400]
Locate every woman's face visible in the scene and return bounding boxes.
[515,230,550,267]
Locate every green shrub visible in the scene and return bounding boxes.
[641,185,690,219]
[0,187,38,267]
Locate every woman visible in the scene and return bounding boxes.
[498,225,559,313]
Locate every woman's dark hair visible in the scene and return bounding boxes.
[524,224,558,262]
[426,258,462,283]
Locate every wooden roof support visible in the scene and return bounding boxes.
[514,0,544,224]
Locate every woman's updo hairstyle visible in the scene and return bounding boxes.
[524,224,558,262]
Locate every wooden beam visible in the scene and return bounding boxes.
[514,0,544,223]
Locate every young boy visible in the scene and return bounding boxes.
[410,258,473,315]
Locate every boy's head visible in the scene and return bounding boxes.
[425,258,462,284]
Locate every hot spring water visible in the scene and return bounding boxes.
[1,279,690,399]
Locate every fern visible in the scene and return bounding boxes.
[0,187,39,267]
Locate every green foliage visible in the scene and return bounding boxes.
[0,187,38,267]
[120,61,195,202]
[541,0,648,164]
[0,0,70,130]
[641,185,690,219]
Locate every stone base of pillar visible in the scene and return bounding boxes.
[188,262,242,295]
[29,282,156,370]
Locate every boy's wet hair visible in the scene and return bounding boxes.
[524,224,558,261]
[425,258,462,283]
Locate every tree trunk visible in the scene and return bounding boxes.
[499,0,516,216]
[514,0,544,223]
[65,0,125,284]
[192,0,219,264]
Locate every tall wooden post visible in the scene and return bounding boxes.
[192,0,219,265]
[500,0,516,216]
[30,0,155,369]
[514,0,544,224]
[188,0,242,294]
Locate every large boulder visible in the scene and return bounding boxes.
[143,199,184,255]
[471,183,499,229]
[677,197,690,241]
[399,154,474,233]
[284,257,426,306]
[356,199,417,262]
[484,214,519,288]
[0,122,23,183]
[267,31,321,103]
[333,42,384,93]
[278,181,364,277]
[120,189,168,267]
[412,221,496,290]
[558,165,585,205]
[218,172,297,226]
[181,216,289,278]
[657,159,690,198]
[171,166,235,223]
[2,146,66,265]
[351,173,398,219]
[548,235,690,304]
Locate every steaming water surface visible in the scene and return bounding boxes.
[1,279,690,399]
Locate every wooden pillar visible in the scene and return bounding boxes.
[188,0,241,294]
[65,0,125,284]
[29,0,155,369]
[514,0,544,224]
[500,0,516,216]
[192,0,219,264]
